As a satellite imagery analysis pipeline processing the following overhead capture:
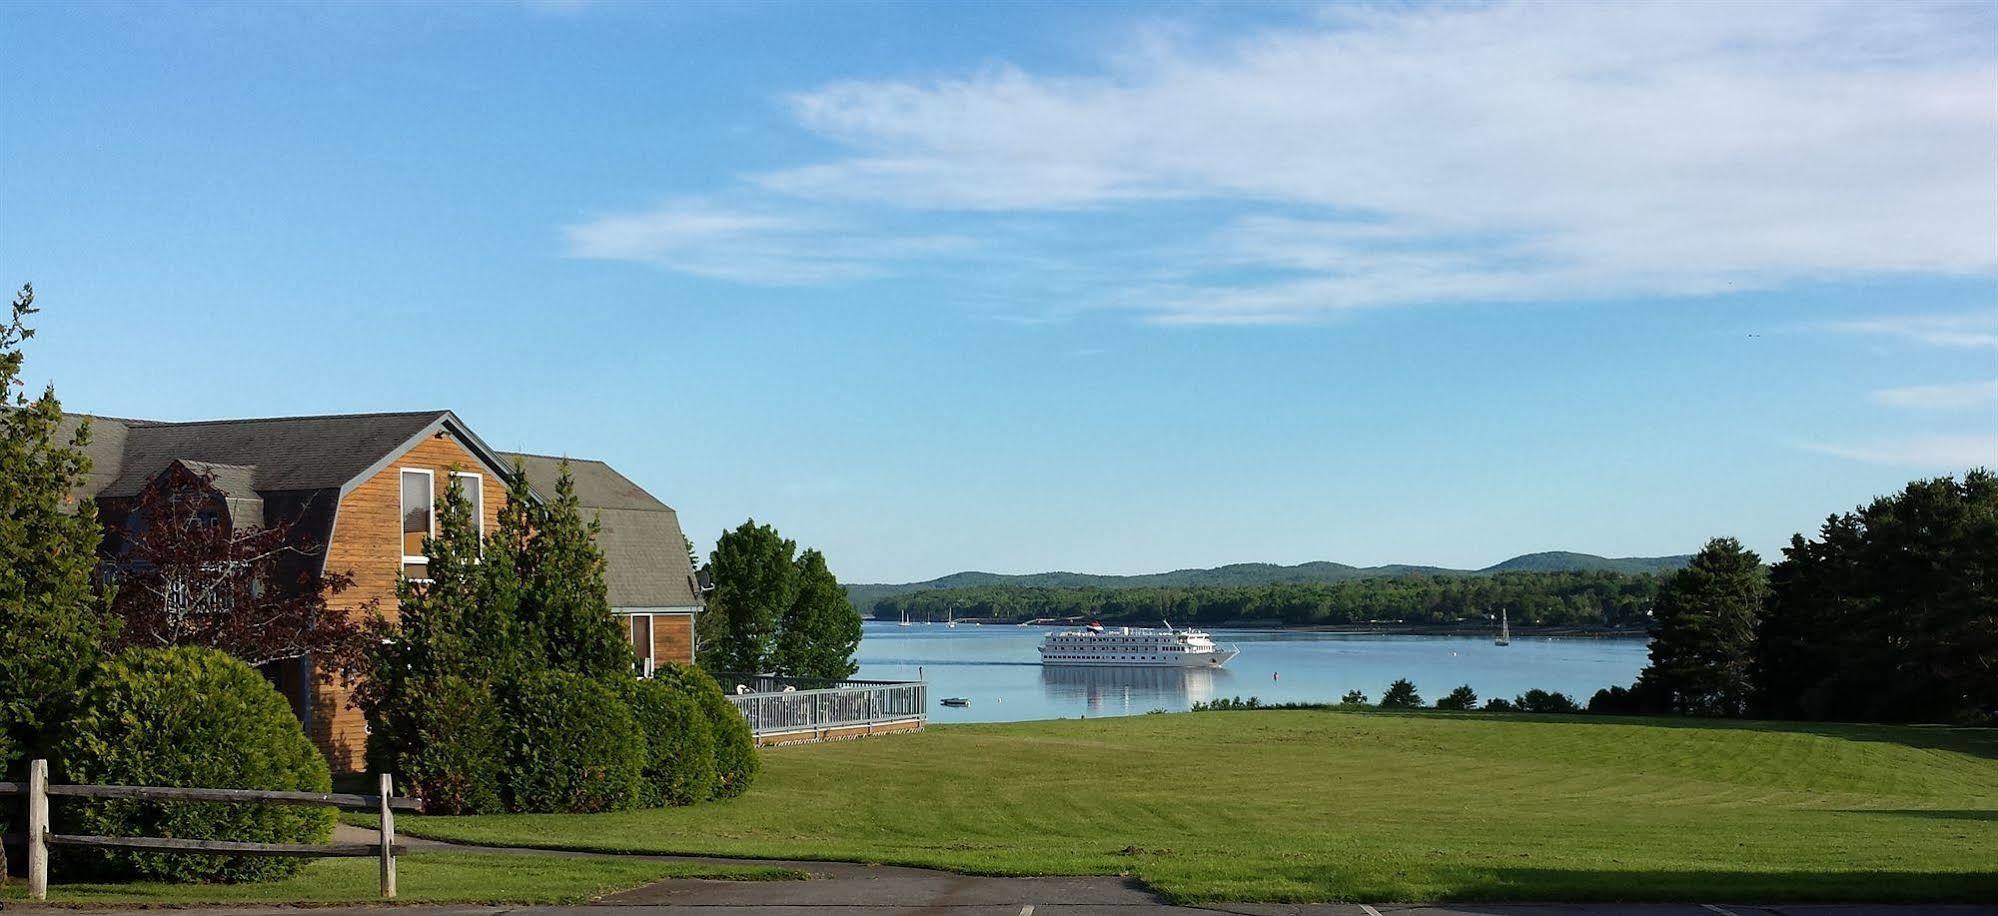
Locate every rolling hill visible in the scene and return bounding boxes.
[844,551,1690,609]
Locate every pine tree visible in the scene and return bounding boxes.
[1638,537,1765,716]
[357,476,503,812]
[519,462,630,679]
[481,460,537,672]
[699,519,798,674]
[1379,678,1423,708]
[1755,470,1997,724]
[773,549,862,680]
[0,284,112,770]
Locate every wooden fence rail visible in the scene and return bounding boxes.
[1,760,420,901]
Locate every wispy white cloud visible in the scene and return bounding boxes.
[1804,434,1998,469]
[562,199,969,285]
[1872,378,1998,410]
[1818,311,1998,350]
[571,1,1998,323]
[774,1,1998,322]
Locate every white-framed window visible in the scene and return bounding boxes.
[400,468,434,579]
[626,613,655,676]
[449,471,484,540]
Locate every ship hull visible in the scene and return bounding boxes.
[1039,648,1239,668]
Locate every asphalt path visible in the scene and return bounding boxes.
[38,827,1987,916]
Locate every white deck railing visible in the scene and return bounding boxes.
[719,674,927,739]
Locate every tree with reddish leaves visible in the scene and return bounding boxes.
[108,463,376,685]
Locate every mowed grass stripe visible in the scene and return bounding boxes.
[394,709,1997,903]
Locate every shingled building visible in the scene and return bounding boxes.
[59,409,701,772]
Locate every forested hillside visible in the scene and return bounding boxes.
[870,570,1663,629]
[846,552,1688,611]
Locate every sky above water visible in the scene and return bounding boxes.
[4,1,1995,582]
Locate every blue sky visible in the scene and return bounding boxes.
[5,0,1994,582]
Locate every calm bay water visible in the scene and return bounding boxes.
[853,621,1647,723]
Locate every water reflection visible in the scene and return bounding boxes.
[1039,665,1229,715]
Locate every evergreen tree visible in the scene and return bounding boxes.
[357,475,503,812]
[1435,684,1479,710]
[1638,537,1765,716]
[773,549,862,680]
[1755,470,1997,724]
[1379,678,1423,708]
[0,284,112,770]
[519,462,631,679]
[700,519,798,674]
[471,467,531,678]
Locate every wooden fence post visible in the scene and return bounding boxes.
[27,758,49,901]
[377,774,396,900]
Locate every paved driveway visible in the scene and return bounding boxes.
[79,829,1945,916]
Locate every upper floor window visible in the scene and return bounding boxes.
[449,471,484,540]
[401,469,433,579]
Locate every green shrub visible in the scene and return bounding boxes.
[656,664,757,798]
[499,671,645,813]
[51,647,332,883]
[623,679,719,807]
[1482,697,1515,712]
[1435,685,1479,711]
[1379,679,1423,709]
[1339,690,1369,707]
[369,675,505,815]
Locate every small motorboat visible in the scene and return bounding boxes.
[940,697,970,707]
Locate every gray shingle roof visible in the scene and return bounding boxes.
[55,411,700,613]
[62,411,449,498]
[501,452,701,610]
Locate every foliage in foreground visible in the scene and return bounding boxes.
[388,712,1998,904]
[499,671,647,814]
[622,677,719,807]
[702,520,864,681]
[52,647,333,882]
[658,663,759,798]
[363,469,740,813]
[107,462,374,683]
[1637,537,1765,716]
[1755,469,1997,725]
[0,283,112,772]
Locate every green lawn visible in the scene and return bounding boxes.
[391,710,1998,903]
[0,852,801,906]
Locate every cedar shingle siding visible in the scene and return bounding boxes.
[60,411,701,773]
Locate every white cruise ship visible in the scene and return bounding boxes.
[1039,621,1239,668]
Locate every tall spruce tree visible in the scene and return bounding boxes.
[1755,470,1997,724]
[357,475,503,813]
[700,520,798,674]
[0,284,112,770]
[519,462,631,679]
[477,462,535,675]
[1637,537,1765,716]
[773,549,862,680]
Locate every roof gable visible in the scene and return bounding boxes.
[68,411,450,497]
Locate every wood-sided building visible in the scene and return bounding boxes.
[59,410,703,772]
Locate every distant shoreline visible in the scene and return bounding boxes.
[879,617,1650,640]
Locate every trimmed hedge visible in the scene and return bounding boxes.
[51,647,332,883]
[371,675,505,815]
[499,671,645,813]
[657,664,757,798]
[623,678,718,806]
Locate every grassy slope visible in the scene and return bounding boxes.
[0,852,801,906]
[392,711,1996,904]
